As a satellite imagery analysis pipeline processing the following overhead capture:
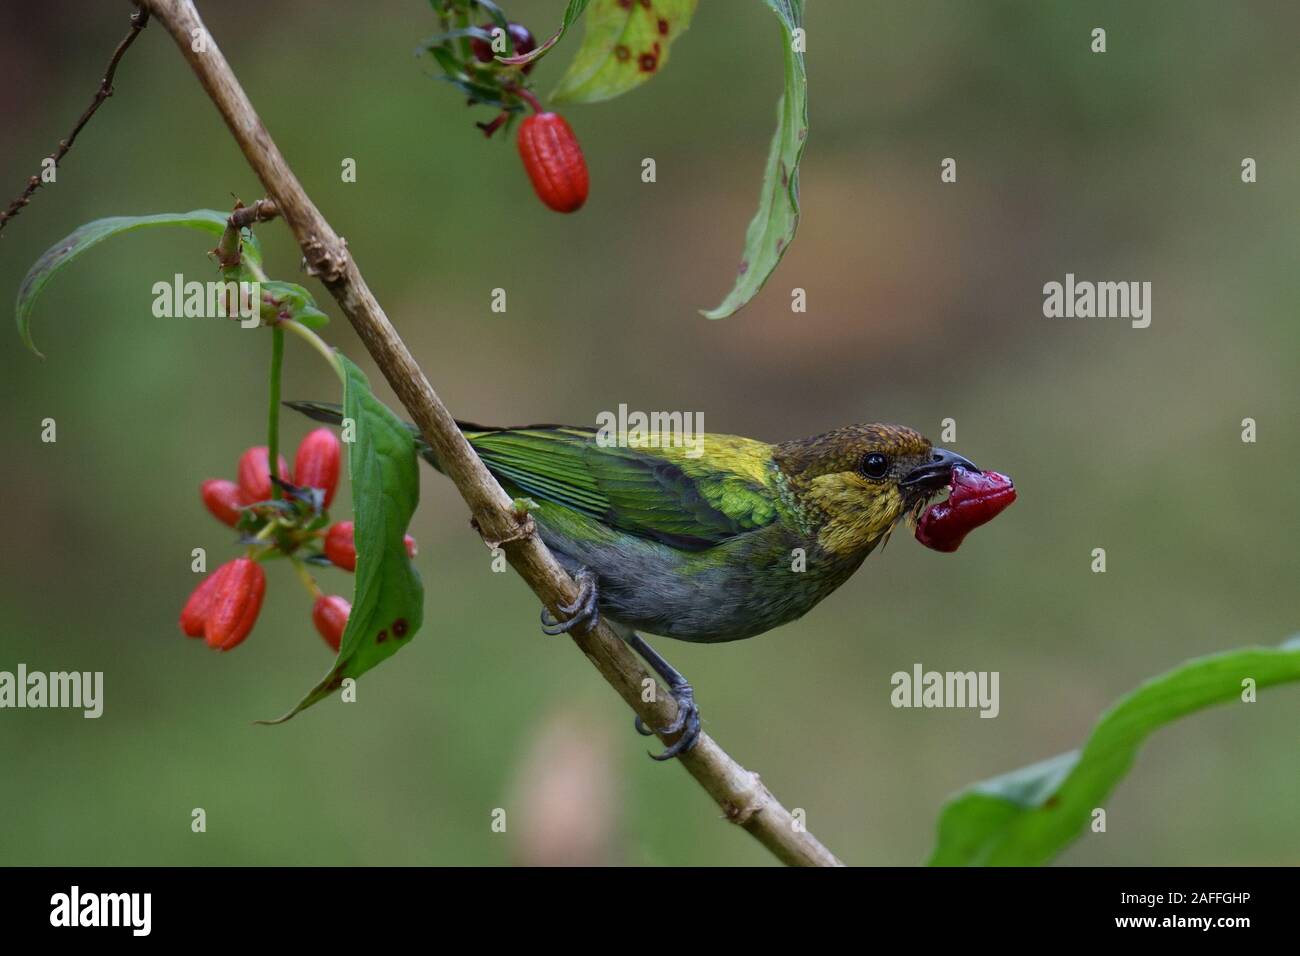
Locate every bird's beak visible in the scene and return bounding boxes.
[900,447,980,492]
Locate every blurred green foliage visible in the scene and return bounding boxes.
[0,0,1296,865]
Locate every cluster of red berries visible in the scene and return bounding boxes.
[180,428,417,653]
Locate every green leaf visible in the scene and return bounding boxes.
[929,636,1300,866]
[260,354,424,724]
[497,0,591,67]
[259,280,330,329]
[552,0,697,104]
[15,210,263,357]
[474,0,511,35]
[421,25,495,50]
[429,44,522,111]
[701,0,807,319]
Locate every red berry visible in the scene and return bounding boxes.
[312,594,351,652]
[324,521,417,572]
[179,571,223,638]
[323,521,356,571]
[915,467,1016,553]
[294,428,341,508]
[236,446,290,504]
[517,113,589,213]
[470,22,537,72]
[200,478,244,527]
[203,558,266,651]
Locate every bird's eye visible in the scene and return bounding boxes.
[861,452,889,479]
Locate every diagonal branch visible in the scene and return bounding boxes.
[134,0,843,867]
[0,7,150,236]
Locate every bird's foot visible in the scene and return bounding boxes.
[539,568,600,636]
[634,681,702,761]
[626,631,702,761]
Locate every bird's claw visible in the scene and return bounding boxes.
[539,568,600,636]
[633,682,701,761]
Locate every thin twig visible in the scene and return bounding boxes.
[0,6,150,236]
[214,197,279,269]
[133,0,844,867]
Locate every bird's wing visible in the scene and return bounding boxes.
[283,402,780,552]
[464,427,780,552]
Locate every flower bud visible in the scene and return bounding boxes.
[312,594,351,652]
[236,446,291,505]
[324,521,417,572]
[204,558,266,651]
[294,428,341,508]
[200,478,244,527]
[179,571,222,638]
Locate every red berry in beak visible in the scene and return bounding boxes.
[312,594,351,652]
[324,521,417,572]
[517,113,589,213]
[236,446,291,504]
[203,558,266,651]
[915,467,1016,553]
[294,428,341,508]
[200,478,244,527]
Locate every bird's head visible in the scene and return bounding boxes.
[773,424,978,556]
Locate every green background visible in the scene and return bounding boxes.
[0,0,1295,866]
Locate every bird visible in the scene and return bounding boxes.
[288,401,978,759]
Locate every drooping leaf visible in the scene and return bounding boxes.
[929,636,1300,866]
[15,210,263,357]
[497,0,591,67]
[260,355,424,723]
[701,0,807,319]
[552,0,697,104]
[259,280,330,329]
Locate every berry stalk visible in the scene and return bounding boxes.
[267,324,285,500]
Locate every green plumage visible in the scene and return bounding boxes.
[462,425,780,551]
[288,401,941,644]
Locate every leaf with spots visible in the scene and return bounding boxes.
[552,0,697,104]
[929,636,1300,866]
[15,210,263,358]
[260,354,424,724]
[701,0,807,319]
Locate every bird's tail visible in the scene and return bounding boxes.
[286,399,578,475]
[285,399,348,430]
[285,399,471,473]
